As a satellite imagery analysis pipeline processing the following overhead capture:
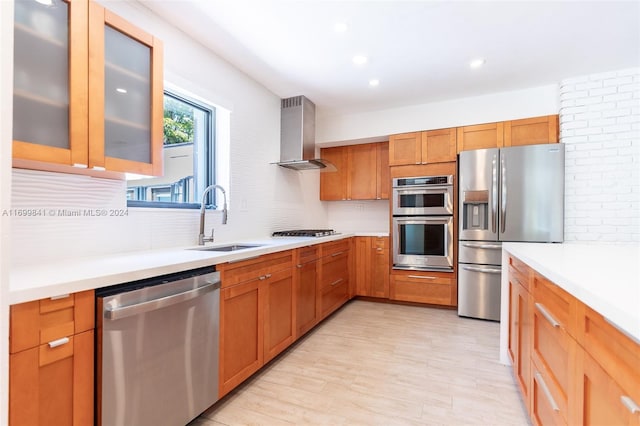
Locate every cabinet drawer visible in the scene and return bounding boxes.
[371,236,389,250]
[532,273,573,336]
[321,250,349,290]
[509,255,532,291]
[10,290,95,354]
[532,301,572,409]
[220,250,293,288]
[320,239,350,258]
[320,277,348,317]
[390,274,454,306]
[532,359,567,426]
[296,245,320,265]
[578,304,640,407]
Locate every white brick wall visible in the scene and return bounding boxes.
[560,68,640,243]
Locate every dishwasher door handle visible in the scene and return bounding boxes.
[105,281,220,320]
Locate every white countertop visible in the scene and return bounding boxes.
[503,242,640,342]
[9,233,357,305]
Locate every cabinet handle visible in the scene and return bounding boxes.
[331,278,343,286]
[408,275,436,280]
[535,372,560,412]
[462,243,502,250]
[50,294,70,300]
[621,396,640,414]
[265,273,272,279]
[376,248,383,252]
[296,264,303,268]
[259,275,267,280]
[535,303,560,328]
[331,251,345,257]
[48,337,70,349]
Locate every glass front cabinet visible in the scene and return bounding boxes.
[12,0,163,176]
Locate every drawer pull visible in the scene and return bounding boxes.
[621,396,640,414]
[462,265,501,274]
[48,337,70,349]
[535,303,560,328]
[535,372,560,412]
[462,243,502,250]
[331,278,343,286]
[259,275,267,280]
[376,248,383,252]
[50,294,70,300]
[408,275,436,280]
[331,251,345,257]
[265,274,272,279]
[296,264,302,268]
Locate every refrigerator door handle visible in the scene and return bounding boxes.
[501,155,507,233]
[461,265,502,274]
[491,154,498,233]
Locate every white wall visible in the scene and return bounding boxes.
[316,84,559,145]
[0,0,13,422]
[9,0,328,266]
[560,68,640,243]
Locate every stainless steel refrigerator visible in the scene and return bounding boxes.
[457,143,564,321]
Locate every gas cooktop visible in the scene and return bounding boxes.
[272,229,337,237]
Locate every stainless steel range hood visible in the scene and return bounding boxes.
[275,96,334,171]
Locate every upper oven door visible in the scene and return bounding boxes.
[392,185,453,216]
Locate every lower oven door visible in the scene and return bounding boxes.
[393,216,454,271]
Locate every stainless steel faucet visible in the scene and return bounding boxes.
[198,184,228,245]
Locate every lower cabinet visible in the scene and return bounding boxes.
[9,290,95,426]
[319,239,351,319]
[389,271,456,306]
[295,245,321,338]
[355,236,390,298]
[507,253,640,426]
[263,268,295,363]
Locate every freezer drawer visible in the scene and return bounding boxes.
[458,264,502,321]
[458,241,502,265]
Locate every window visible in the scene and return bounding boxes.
[126,90,216,208]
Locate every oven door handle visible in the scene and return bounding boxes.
[104,281,220,321]
[394,185,451,193]
[461,265,502,274]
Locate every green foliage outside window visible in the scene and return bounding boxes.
[164,96,195,145]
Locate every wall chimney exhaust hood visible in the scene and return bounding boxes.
[274,96,334,171]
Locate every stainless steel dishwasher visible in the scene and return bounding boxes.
[96,266,220,426]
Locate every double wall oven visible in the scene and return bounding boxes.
[392,175,454,271]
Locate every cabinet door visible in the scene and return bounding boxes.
[296,258,319,338]
[348,143,377,200]
[511,282,532,412]
[263,269,295,362]
[9,329,94,426]
[457,122,504,153]
[219,280,263,397]
[370,237,390,298]
[12,0,89,167]
[320,250,350,318]
[89,3,163,175]
[354,237,370,296]
[320,146,348,200]
[376,142,390,200]
[504,115,559,147]
[423,128,457,163]
[389,132,422,165]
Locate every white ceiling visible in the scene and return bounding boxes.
[141,0,640,116]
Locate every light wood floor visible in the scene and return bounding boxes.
[192,300,529,426]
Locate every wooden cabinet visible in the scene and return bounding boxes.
[389,271,456,307]
[507,253,640,426]
[355,236,390,299]
[320,142,389,201]
[504,115,558,147]
[388,128,456,166]
[9,290,95,426]
[13,0,163,176]
[456,122,504,153]
[507,255,533,412]
[319,239,351,319]
[218,250,293,397]
[295,245,321,338]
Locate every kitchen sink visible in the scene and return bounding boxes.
[189,243,265,252]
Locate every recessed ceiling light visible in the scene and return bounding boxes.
[116,88,128,94]
[369,79,380,87]
[333,21,348,33]
[352,55,368,65]
[470,58,486,69]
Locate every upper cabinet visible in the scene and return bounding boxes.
[456,122,504,153]
[320,142,389,201]
[13,0,163,176]
[504,115,559,147]
[388,128,456,166]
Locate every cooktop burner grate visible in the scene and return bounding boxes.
[272,229,337,237]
